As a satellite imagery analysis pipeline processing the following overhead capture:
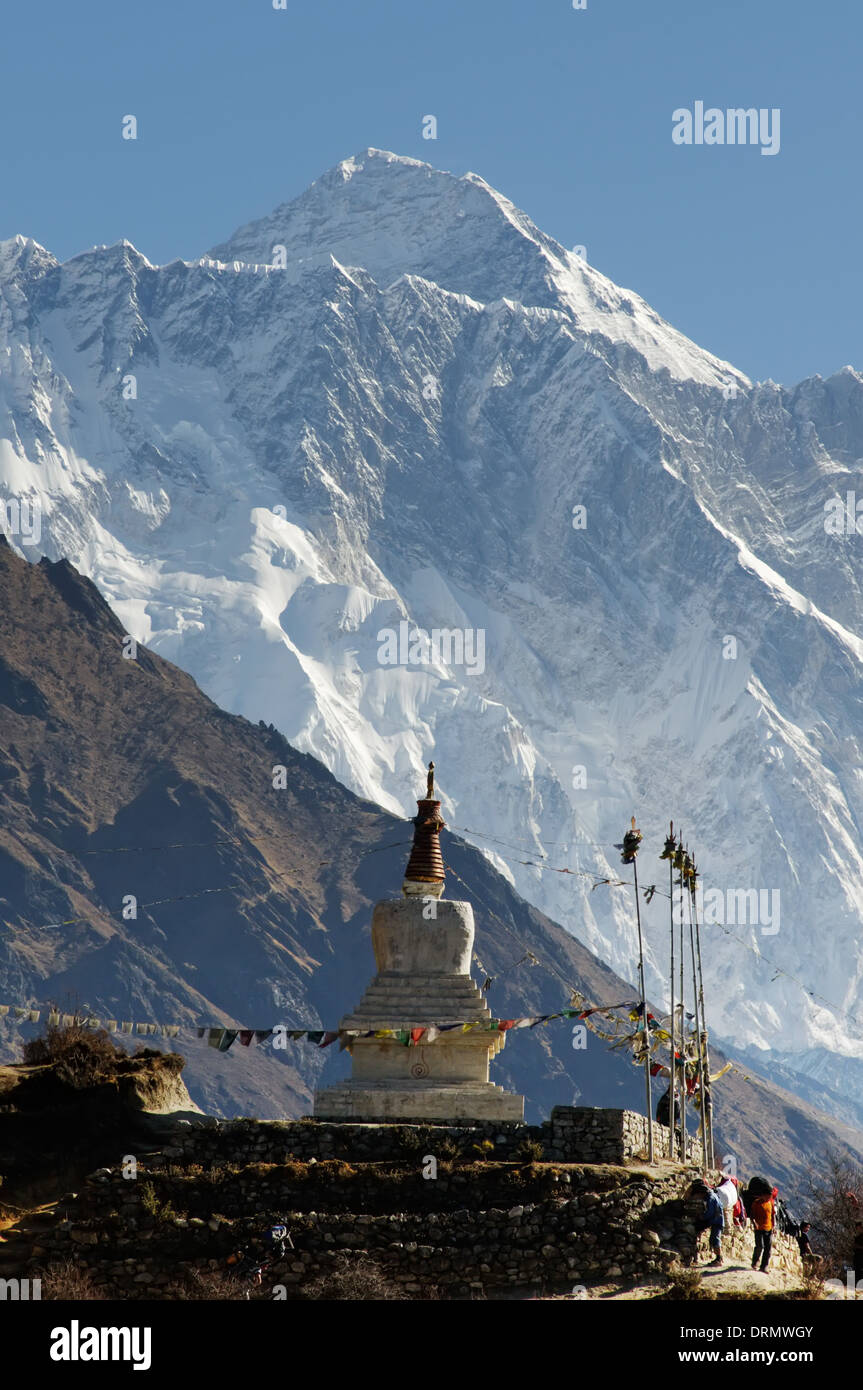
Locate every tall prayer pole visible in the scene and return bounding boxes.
[620,817,653,1163]
[684,850,708,1171]
[660,824,677,1159]
[674,839,687,1159]
[690,856,714,1170]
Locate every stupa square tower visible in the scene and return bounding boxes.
[314,764,524,1122]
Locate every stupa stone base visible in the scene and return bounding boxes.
[313,1079,524,1122]
[314,769,524,1126]
[312,900,525,1123]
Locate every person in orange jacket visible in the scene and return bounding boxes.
[750,1185,775,1272]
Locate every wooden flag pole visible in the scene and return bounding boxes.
[691,856,714,1170]
[684,850,708,1172]
[660,823,678,1160]
[620,817,653,1164]
[674,838,688,1159]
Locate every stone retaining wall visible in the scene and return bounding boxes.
[28,1158,803,1298]
[16,1109,797,1298]
[145,1106,693,1169]
[546,1107,697,1164]
[155,1116,529,1165]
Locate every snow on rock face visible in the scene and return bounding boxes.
[1,150,862,1069]
[209,148,745,389]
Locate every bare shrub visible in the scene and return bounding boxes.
[800,1260,825,1300]
[397,1130,422,1156]
[806,1149,863,1281]
[436,1138,459,1161]
[302,1255,408,1301]
[22,1022,124,1088]
[664,1260,715,1300]
[470,1139,496,1158]
[40,1258,106,1300]
[139,1181,178,1224]
[163,1268,245,1300]
[514,1138,545,1164]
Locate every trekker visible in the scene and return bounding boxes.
[749,1182,775,1273]
[656,1085,683,1157]
[656,1086,671,1126]
[685,1178,724,1267]
[796,1222,821,1264]
[226,1218,293,1294]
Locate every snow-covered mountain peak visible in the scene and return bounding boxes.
[207,150,746,388]
[0,236,57,280]
[207,146,560,306]
[2,151,863,1083]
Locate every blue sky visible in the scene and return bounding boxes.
[1,0,858,384]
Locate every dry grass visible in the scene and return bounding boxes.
[139,1181,179,1224]
[514,1138,545,1164]
[302,1255,411,1301]
[664,1260,716,1300]
[22,1023,125,1088]
[163,1268,245,1300]
[470,1139,496,1158]
[800,1260,826,1300]
[40,1258,107,1300]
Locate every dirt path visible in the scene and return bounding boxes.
[549,1257,805,1301]
[687,1257,798,1296]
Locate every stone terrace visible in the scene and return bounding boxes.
[10,1109,802,1298]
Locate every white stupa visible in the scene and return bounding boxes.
[313,763,524,1122]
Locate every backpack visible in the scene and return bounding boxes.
[743,1176,771,1214]
[774,1199,798,1236]
[684,1180,709,1217]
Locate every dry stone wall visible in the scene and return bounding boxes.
[22,1111,803,1298]
[139,1106,692,1168]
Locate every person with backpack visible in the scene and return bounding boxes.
[226,1218,293,1295]
[684,1178,725,1267]
[656,1085,684,1158]
[746,1177,775,1273]
[797,1222,821,1265]
[714,1174,741,1231]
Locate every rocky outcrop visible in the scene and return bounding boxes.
[0,1051,200,1194]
